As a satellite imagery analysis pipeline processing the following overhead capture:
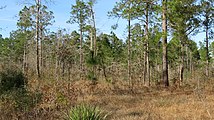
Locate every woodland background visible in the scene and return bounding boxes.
[0,0,214,119]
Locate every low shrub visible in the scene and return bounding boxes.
[66,104,108,120]
[0,88,42,112]
[0,67,26,94]
[0,66,41,112]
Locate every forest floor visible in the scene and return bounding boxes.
[1,77,214,120]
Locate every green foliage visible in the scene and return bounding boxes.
[199,41,206,61]
[86,50,98,81]
[108,0,132,19]
[10,30,32,61]
[168,38,200,67]
[29,4,55,28]
[17,6,32,29]
[87,71,97,81]
[0,66,41,112]
[199,41,212,62]
[85,33,125,81]
[67,0,90,26]
[0,88,42,112]
[0,67,27,94]
[66,104,108,120]
[86,51,98,67]
[97,33,125,64]
[188,40,200,61]
[168,0,200,43]
[168,38,181,64]
[148,25,163,66]
[200,0,214,30]
[56,91,68,106]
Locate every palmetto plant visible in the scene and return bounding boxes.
[66,104,108,120]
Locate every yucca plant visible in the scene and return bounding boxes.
[66,104,108,120]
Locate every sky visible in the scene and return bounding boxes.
[0,0,206,45]
[0,0,127,39]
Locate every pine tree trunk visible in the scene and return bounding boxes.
[186,45,189,71]
[90,29,93,51]
[89,2,96,56]
[92,11,96,57]
[36,0,40,78]
[143,45,147,85]
[23,28,27,75]
[55,31,60,81]
[162,0,169,86]
[80,25,83,80]
[145,3,150,86]
[128,12,132,89]
[40,27,43,75]
[190,51,192,75]
[205,26,209,77]
[23,42,27,75]
[180,42,185,84]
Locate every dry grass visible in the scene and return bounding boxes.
[1,77,214,120]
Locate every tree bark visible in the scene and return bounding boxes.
[55,31,61,81]
[180,42,185,84]
[190,51,192,75]
[80,24,83,80]
[91,8,97,56]
[143,44,147,85]
[23,28,27,75]
[128,8,132,89]
[36,0,41,78]
[145,3,150,86]
[162,0,169,86]
[90,28,93,51]
[23,42,27,75]
[40,27,43,74]
[205,25,209,77]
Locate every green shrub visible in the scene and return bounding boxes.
[14,89,42,111]
[87,71,97,81]
[0,88,42,112]
[0,67,26,94]
[66,104,108,120]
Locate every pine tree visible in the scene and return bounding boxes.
[67,0,90,79]
[200,0,214,77]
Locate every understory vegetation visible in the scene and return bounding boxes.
[0,65,214,119]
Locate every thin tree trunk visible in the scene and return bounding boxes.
[62,60,65,78]
[190,51,192,75]
[145,3,150,86]
[102,63,107,81]
[186,45,189,71]
[90,29,93,51]
[162,0,169,86]
[91,8,97,56]
[143,44,147,85]
[23,42,27,74]
[128,10,132,89]
[180,42,185,84]
[55,33,60,81]
[36,0,40,78]
[23,28,27,75]
[68,63,71,81]
[205,26,209,77]
[89,4,97,80]
[40,27,43,75]
[80,25,83,80]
